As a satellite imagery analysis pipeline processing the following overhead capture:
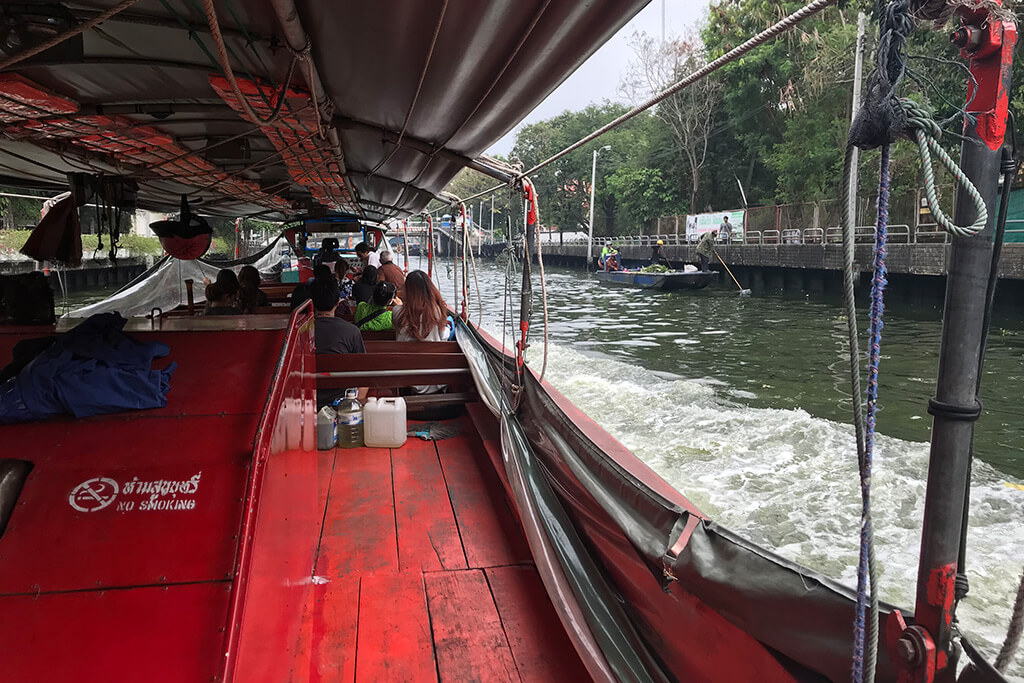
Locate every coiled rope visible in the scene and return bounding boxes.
[902,99,988,236]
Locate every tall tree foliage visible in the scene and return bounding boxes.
[511,104,672,237]
[478,3,1024,237]
[620,31,724,211]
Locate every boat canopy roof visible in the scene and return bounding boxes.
[0,0,649,223]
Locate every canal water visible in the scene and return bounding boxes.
[432,258,1024,679]
[68,258,1024,677]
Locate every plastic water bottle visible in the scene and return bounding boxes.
[316,404,337,450]
[282,249,291,270]
[336,389,364,449]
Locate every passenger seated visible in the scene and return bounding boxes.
[237,265,269,310]
[334,258,354,300]
[289,282,312,311]
[204,282,242,315]
[394,270,452,395]
[312,277,364,407]
[313,237,340,269]
[354,281,399,331]
[351,265,377,304]
[202,268,240,313]
[604,252,621,272]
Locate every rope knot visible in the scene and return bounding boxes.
[897,97,941,139]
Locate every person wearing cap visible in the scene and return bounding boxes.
[354,281,401,331]
[650,239,670,268]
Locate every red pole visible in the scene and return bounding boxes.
[234,217,242,258]
[425,213,434,278]
[887,5,1016,683]
[458,202,468,320]
[402,219,410,273]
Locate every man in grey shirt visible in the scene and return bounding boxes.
[719,215,732,243]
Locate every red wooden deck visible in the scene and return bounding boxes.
[304,415,591,682]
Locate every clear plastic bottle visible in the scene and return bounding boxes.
[316,403,337,450]
[336,388,364,449]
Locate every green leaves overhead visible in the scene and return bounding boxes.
[442,0,1023,238]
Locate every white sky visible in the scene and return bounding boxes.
[486,0,709,157]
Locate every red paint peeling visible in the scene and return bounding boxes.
[926,563,957,628]
[937,650,948,669]
[961,18,1016,150]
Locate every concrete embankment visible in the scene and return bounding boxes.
[480,242,1024,306]
[1,256,149,292]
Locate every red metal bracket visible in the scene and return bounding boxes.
[886,610,937,683]
[951,6,1017,150]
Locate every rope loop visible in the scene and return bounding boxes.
[902,98,988,238]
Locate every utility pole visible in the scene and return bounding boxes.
[489,193,494,244]
[587,145,611,271]
[587,150,598,271]
[848,12,868,226]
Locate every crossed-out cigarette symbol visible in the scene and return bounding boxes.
[68,477,119,513]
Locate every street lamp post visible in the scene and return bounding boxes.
[587,145,611,271]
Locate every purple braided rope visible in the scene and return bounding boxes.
[853,145,890,681]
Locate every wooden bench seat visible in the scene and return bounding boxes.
[316,340,476,406]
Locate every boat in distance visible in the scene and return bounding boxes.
[595,269,718,290]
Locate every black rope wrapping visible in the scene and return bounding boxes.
[848,0,913,150]
[927,396,984,421]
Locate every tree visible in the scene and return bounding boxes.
[511,103,666,237]
[605,167,675,229]
[620,30,723,211]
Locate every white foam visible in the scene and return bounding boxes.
[527,341,1024,681]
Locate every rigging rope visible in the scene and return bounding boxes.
[996,567,1024,673]
[367,0,449,177]
[843,1,996,678]
[521,0,839,178]
[523,178,550,384]
[200,0,299,127]
[0,0,142,72]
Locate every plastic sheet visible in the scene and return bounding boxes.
[458,320,902,682]
[65,236,287,319]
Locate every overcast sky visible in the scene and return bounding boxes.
[486,0,709,157]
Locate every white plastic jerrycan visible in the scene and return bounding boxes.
[363,396,407,448]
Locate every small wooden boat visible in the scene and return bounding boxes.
[595,269,718,290]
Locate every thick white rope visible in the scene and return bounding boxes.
[521,0,839,177]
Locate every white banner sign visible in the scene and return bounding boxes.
[686,209,745,241]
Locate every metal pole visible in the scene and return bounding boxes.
[848,13,867,224]
[587,149,598,271]
[489,193,495,244]
[910,13,1015,679]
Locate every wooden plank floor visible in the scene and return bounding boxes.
[306,414,590,682]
